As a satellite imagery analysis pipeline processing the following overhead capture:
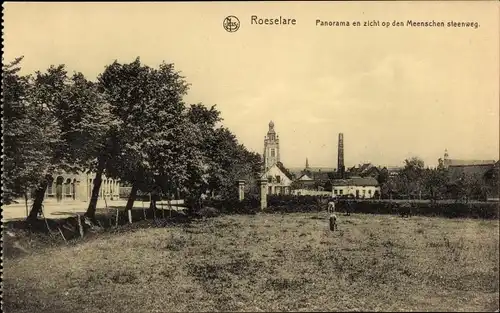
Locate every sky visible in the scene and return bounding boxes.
[4,1,499,168]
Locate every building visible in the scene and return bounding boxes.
[263,162,294,195]
[348,163,380,178]
[38,170,120,202]
[386,166,403,177]
[263,120,280,172]
[438,149,498,200]
[331,176,380,199]
[439,149,496,170]
[261,121,293,195]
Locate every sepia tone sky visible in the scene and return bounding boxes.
[3,2,499,168]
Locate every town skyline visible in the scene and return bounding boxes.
[4,2,499,168]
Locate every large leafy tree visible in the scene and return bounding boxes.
[2,57,59,207]
[20,65,112,221]
[423,167,449,202]
[398,157,426,199]
[203,127,262,200]
[90,58,191,219]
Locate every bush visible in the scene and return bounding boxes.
[203,195,260,215]
[264,196,498,219]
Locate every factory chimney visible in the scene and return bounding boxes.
[337,133,345,179]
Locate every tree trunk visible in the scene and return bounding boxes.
[24,192,29,218]
[149,199,157,211]
[26,180,49,222]
[125,183,139,212]
[85,157,106,221]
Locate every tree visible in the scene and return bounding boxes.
[399,157,426,199]
[91,58,191,220]
[423,167,449,202]
[2,57,59,208]
[484,163,499,199]
[377,167,389,186]
[19,65,113,221]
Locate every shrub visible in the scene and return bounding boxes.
[203,195,260,215]
[264,197,498,219]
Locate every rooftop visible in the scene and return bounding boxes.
[331,176,379,187]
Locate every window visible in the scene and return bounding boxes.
[276,175,281,183]
[368,190,372,195]
[339,190,343,195]
[268,176,273,183]
[271,149,275,157]
[334,189,338,195]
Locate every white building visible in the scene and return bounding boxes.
[331,176,380,199]
[34,170,120,203]
[261,163,293,195]
[261,121,293,195]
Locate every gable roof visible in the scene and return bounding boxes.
[298,173,314,181]
[276,162,294,180]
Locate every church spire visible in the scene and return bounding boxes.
[305,158,310,169]
[263,121,280,171]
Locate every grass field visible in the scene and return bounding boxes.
[3,212,499,312]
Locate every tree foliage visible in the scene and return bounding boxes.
[2,57,59,204]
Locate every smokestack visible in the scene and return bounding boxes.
[338,133,345,178]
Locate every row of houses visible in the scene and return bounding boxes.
[260,121,498,200]
[260,121,383,198]
[261,161,382,198]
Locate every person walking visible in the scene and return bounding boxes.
[327,196,336,214]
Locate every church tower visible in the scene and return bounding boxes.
[264,121,280,171]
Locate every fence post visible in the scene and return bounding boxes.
[259,179,268,210]
[238,180,245,201]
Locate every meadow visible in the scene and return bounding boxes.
[3,212,499,312]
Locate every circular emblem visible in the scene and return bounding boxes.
[223,16,240,32]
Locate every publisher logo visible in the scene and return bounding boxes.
[223,16,240,32]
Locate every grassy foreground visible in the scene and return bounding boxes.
[4,212,499,312]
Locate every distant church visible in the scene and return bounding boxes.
[261,121,293,195]
[438,149,498,200]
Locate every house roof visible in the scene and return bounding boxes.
[447,163,496,181]
[446,159,496,166]
[298,173,314,181]
[311,171,332,181]
[331,176,379,187]
[288,167,336,175]
[276,162,294,180]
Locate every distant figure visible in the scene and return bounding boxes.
[345,195,353,216]
[329,213,337,231]
[327,197,336,214]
